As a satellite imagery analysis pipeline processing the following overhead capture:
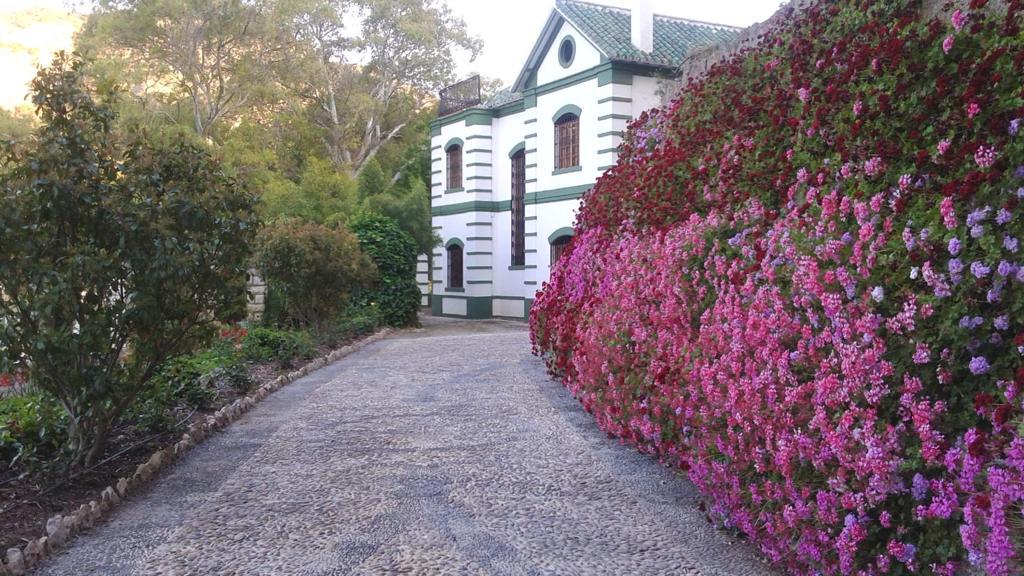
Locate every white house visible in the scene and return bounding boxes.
[422,0,738,319]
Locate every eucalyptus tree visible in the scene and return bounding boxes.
[81,0,289,139]
[276,0,481,175]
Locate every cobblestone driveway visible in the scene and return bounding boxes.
[37,317,775,576]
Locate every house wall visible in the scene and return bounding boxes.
[428,23,663,319]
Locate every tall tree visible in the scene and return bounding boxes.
[277,0,481,175]
[82,0,286,138]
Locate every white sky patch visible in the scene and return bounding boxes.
[448,0,784,88]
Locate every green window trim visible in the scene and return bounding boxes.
[466,236,492,241]
[597,113,632,122]
[557,35,576,68]
[552,166,582,176]
[444,187,465,194]
[508,142,526,158]
[444,287,465,293]
[552,104,583,123]
[548,227,575,243]
[445,238,465,248]
[444,137,464,151]
[508,265,527,271]
[597,96,633,104]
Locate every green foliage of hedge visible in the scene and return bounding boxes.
[256,219,377,329]
[0,393,67,472]
[241,327,315,368]
[350,213,422,327]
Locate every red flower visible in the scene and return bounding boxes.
[968,431,987,458]
[993,404,1012,426]
[974,392,994,412]
[0,373,12,388]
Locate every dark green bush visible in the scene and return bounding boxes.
[0,54,257,467]
[242,327,314,368]
[350,213,421,327]
[255,219,377,330]
[0,393,67,471]
[319,305,381,347]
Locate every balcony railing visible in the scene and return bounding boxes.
[439,75,481,117]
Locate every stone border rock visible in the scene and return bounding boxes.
[0,328,392,576]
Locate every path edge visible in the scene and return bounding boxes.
[2,328,393,576]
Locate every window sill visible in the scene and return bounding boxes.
[552,166,582,175]
[508,265,527,270]
[444,187,465,194]
[445,287,465,293]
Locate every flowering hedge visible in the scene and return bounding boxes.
[530,1,1024,574]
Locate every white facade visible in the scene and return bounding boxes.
[424,0,736,319]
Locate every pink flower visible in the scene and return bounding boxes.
[968,101,981,118]
[943,34,955,54]
[941,196,957,231]
[937,139,951,155]
[975,145,997,168]
[913,343,931,364]
[952,9,967,32]
[864,156,885,177]
[853,100,864,116]
[797,87,811,103]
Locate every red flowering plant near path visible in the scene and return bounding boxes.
[531,1,1024,574]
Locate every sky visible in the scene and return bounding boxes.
[447,0,785,86]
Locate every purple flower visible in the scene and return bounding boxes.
[911,473,929,500]
[1004,235,1018,253]
[966,206,991,227]
[960,315,984,329]
[871,286,884,302]
[949,257,964,275]
[948,238,961,255]
[998,260,1016,277]
[969,356,991,375]
[970,225,984,238]
[988,286,1002,303]
[910,266,920,280]
[971,261,991,278]
[1016,165,1024,179]
[996,208,1012,225]
[1018,267,1024,283]
[1011,118,1021,136]
[995,315,1009,331]
[919,228,930,241]
[841,232,853,244]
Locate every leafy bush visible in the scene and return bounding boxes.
[256,219,377,329]
[319,305,381,347]
[0,393,67,471]
[131,344,251,432]
[350,213,422,327]
[532,2,1024,575]
[242,327,314,368]
[0,54,257,467]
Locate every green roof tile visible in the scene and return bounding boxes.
[555,0,739,68]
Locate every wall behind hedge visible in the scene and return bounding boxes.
[530,1,1024,575]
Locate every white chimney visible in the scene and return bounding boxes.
[631,0,654,53]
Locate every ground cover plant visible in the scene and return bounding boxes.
[531,1,1024,574]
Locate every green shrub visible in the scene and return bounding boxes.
[0,55,257,467]
[256,219,377,329]
[130,344,253,433]
[0,393,67,471]
[350,213,421,327]
[319,305,381,347]
[242,327,314,368]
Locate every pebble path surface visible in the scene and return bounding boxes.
[36,316,776,576]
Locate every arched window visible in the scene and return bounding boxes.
[550,234,572,265]
[554,113,579,170]
[447,243,463,288]
[446,144,463,190]
[511,149,526,266]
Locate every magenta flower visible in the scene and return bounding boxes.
[968,101,981,118]
[952,9,967,32]
[943,35,955,54]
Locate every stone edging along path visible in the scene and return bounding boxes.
[0,328,392,576]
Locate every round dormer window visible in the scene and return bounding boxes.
[558,36,575,68]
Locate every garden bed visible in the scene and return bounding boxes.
[0,323,376,553]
